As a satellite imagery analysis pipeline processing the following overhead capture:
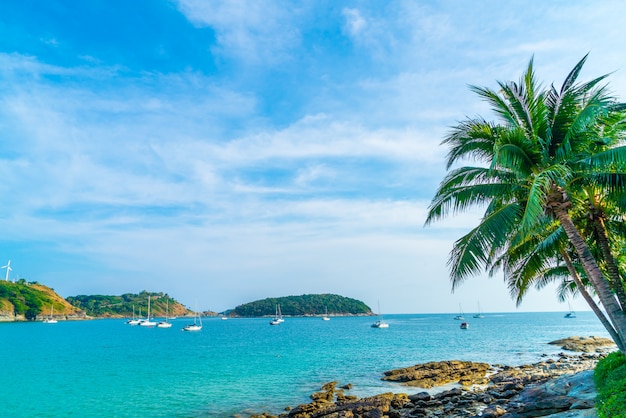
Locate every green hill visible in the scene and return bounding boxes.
[66,291,192,318]
[0,280,84,320]
[231,294,372,317]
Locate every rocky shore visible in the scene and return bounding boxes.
[248,336,615,418]
[0,311,90,322]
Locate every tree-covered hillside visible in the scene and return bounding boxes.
[67,291,191,318]
[0,280,82,320]
[232,294,372,317]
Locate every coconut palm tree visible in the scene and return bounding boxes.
[426,55,626,351]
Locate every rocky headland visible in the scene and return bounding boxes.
[248,336,615,418]
[0,282,87,322]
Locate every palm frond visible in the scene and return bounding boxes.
[425,166,515,225]
[493,129,539,175]
[448,203,523,289]
[581,145,626,167]
[560,54,589,96]
[470,84,520,127]
[442,119,499,168]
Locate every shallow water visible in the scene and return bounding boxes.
[1,311,608,417]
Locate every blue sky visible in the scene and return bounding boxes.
[1,0,625,313]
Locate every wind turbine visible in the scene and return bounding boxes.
[2,260,12,281]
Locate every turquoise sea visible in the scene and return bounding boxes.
[1,312,610,417]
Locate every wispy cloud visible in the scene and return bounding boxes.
[175,0,300,66]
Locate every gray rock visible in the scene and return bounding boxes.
[481,405,507,417]
[502,368,597,417]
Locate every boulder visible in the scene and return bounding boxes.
[382,360,492,388]
[548,336,615,352]
[500,369,597,417]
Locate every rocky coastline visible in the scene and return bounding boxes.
[0,311,90,322]
[248,336,615,418]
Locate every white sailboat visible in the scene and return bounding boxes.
[270,304,283,325]
[454,304,465,320]
[126,305,141,325]
[139,296,157,327]
[43,305,58,324]
[182,307,202,331]
[565,301,576,318]
[277,304,284,322]
[473,301,484,319]
[371,301,389,328]
[322,306,330,321]
[157,299,173,328]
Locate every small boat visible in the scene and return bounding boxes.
[139,296,157,327]
[43,305,58,324]
[270,304,284,325]
[460,322,469,329]
[565,302,576,318]
[277,305,284,323]
[473,301,484,318]
[454,304,465,320]
[371,301,389,328]
[157,300,173,328]
[182,307,202,332]
[126,305,141,325]
[322,306,330,321]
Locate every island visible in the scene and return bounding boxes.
[229,294,372,317]
[0,281,370,321]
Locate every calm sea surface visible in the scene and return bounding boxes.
[1,311,609,417]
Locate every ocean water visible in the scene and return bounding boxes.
[1,311,609,417]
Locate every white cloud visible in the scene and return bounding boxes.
[175,0,300,65]
[342,8,367,37]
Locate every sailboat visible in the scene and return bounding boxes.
[270,304,283,325]
[322,306,330,321]
[473,301,484,319]
[157,299,173,328]
[43,305,58,324]
[139,296,157,327]
[565,301,576,318]
[182,307,202,331]
[454,304,465,320]
[126,305,141,325]
[371,301,389,328]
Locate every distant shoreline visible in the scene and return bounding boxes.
[0,312,378,322]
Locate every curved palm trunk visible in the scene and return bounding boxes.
[561,250,624,350]
[592,215,626,309]
[554,206,626,352]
